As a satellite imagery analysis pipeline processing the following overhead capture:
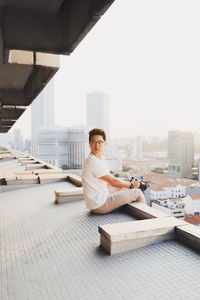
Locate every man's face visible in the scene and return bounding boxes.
[89,135,105,155]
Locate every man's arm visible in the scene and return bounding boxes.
[100,174,140,189]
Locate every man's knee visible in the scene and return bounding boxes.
[135,189,145,202]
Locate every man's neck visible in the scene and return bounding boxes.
[91,152,102,159]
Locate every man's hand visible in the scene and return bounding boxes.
[131,179,140,189]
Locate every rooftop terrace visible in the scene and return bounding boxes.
[1,148,200,299]
[0,185,200,299]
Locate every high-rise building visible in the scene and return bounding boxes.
[12,129,23,151]
[38,127,68,168]
[37,126,88,169]
[0,133,10,147]
[130,136,143,159]
[31,79,55,157]
[87,91,112,159]
[168,131,194,178]
[67,127,89,169]
[24,139,31,154]
[86,91,109,134]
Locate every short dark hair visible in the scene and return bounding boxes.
[89,128,106,142]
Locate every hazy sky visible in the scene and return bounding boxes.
[11,0,200,139]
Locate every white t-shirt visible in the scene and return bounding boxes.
[82,153,110,209]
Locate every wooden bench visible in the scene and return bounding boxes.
[98,217,187,255]
[55,187,83,204]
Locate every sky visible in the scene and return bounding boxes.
[10,0,200,139]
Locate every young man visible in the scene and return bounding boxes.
[82,128,146,214]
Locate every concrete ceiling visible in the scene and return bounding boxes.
[0,0,115,132]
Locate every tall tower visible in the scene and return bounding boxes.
[168,131,194,178]
[31,79,55,157]
[13,129,23,151]
[86,91,109,134]
[67,127,89,169]
[130,136,143,159]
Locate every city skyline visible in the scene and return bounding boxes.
[7,0,200,139]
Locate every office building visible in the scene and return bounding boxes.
[0,133,10,147]
[66,127,89,169]
[37,126,88,169]
[31,79,55,157]
[130,136,143,159]
[86,90,114,160]
[87,91,109,134]
[12,129,24,151]
[168,131,194,178]
[37,127,68,168]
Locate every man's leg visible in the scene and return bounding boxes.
[92,188,146,214]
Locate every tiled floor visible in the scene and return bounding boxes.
[0,182,200,300]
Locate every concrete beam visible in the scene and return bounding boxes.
[5,174,39,185]
[67,174,82,187]
[0,10,3,64]
[99,217,187,255]
[8,50,59,68]
[0,125,12,131]
[0,0,115,132]
[65,0,115,53]
[123,202,170,219]
[0,50,59,123]
[0,1,64,14]
[32,169,63,175]
[3,0,115,55]
[0,107,25,120]
[0,24,59,132]
[175,224,200,252]
[55,187,83,204]
[0,120,15,126]
[8,50,34,65]
[3,7,61,54]
[39,174,68,184]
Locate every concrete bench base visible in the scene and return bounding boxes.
[55,187,83,204]
[123,202,170,219]
[0,177,6,185]
[39,174,68,184]
[100,232,174,255]
[15,171,33,175]
[20,160,36,165]
[175,224,200,251]
[99,217,187,255]
[26,163,44,170]
[67,175,82,187]
[6,175,39,185]
[32,169,63,175]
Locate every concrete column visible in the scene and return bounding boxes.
[0,10,3,64]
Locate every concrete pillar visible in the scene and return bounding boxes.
[0,10,3,64]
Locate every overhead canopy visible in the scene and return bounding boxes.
[0,0,115,132]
